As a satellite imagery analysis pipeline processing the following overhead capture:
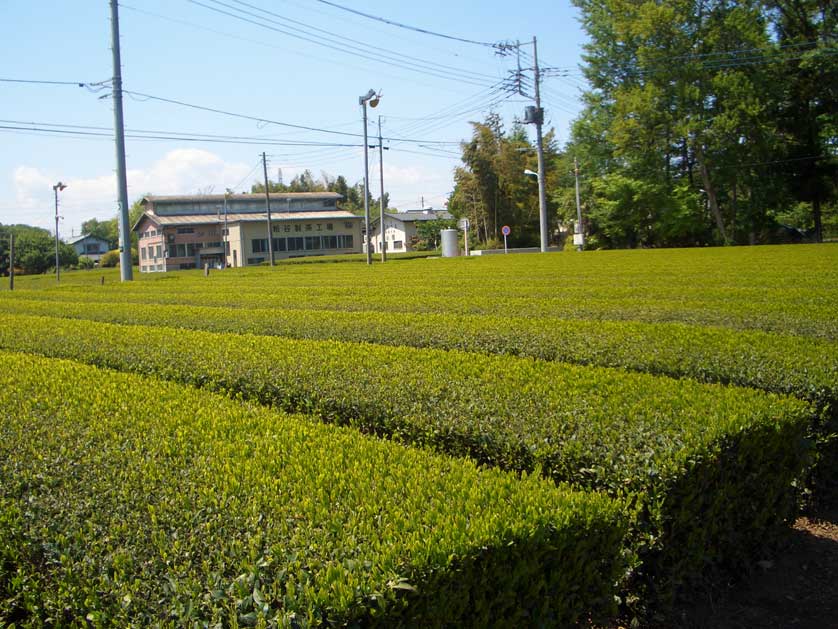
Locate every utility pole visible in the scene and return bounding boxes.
[223,191,229,268]
[573,157,584,251]
[110,0,133,281]
[53,185,61,282]
[378,116,386,262]
[532,36,549,253]
[8,233,14,291]
[262,152,274,266]
[362,106,372,265]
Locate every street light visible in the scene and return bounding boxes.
[53,181,67,281]
[523,169,538,179]
[359,89,380,265]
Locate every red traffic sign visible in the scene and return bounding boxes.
[501,225,511,236]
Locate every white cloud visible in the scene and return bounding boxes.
[5,149,252,234]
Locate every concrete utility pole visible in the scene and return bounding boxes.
[573,157,585,251]
[8,233,14,291]
[223,192,229,268]
[378,116,386,263]
[53,183,64,282]
[262,152,274,266]
[110,0,133,281]
[532,36,549,253]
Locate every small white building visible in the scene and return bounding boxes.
[367,208,454,253]
[134,193,363,272]
[68,234,110,264]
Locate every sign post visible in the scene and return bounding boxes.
[458,217,470,256]
[501,225,511,253]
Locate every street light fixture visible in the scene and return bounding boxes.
[53,181,67,281]
[359,89,380,265]
[523,169,538,179]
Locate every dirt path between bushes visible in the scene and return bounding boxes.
[671,500,838,628]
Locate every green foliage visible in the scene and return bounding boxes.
[0,224,76,274]
[0,351,626,626]
[0,312,815,607]
[449,114,561,247]
[566,0,838,246]
[1,245,834,617]
[99,249,120,267]
[76,256,95,270]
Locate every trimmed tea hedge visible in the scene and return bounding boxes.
[0,314,814,604]
[8,244,835,339]
[2,297,835,415]
[0,351,626,626]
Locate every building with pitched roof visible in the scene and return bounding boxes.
[134,193,362,272]
[68,233,110,264]
[367,208,454,253]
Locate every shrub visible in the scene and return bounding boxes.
[0,313,814,607]
[0,351,626,626]
[99,249,120,267]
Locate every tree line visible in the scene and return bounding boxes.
[250,169,389,214]
[449,0,836,249]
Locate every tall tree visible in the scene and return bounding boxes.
[569,0,836,246]
[449,114,559,247]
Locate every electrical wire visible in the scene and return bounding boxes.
[186,0,499,87]
[227,0,501,80]
[312,0,498,48]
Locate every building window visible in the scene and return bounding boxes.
[176,227,195,234]
[155,245,162,259]
[247,257,265,265]
[337,235,354,248]
[344,222,353,229]
[206,241,222,248]
[322,235,338,249]
[287,237,304,251]
[394,240,404,250]
[141,247,147,260]
[272,237,287,252]
[252,238,268,253]
[304,236,320,250]
[323,199,337,207]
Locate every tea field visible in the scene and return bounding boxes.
[1,244,836,626]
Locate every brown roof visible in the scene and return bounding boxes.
[135,210,361,230]
[143,192,342,204]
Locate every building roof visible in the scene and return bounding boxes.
[372,209,454,226]
[135,210,361,229]
[67,233,110,245]
[143,192,342,204]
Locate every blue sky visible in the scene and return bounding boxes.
[0,0,588,236]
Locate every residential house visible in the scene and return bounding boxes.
[133,193,362,272]
[367,208,454,253]
[69,234,110,264]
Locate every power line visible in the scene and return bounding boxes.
[228,0,501,80]
[186,0,499,87]
[313,0,498,48]
[120,89,463,144]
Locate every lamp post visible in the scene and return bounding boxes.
[53,181,67,281]
[359,89,380,265]
[573,157,584,251]
[523,169,540,246]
